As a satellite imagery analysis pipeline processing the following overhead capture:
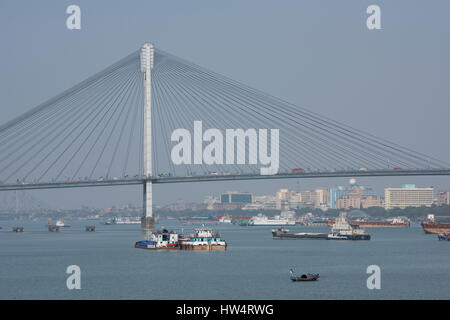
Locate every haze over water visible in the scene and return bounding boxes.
[0,219,449,299]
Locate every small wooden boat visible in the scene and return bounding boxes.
[289,269,319,281]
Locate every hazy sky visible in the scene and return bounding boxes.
[0,0,449,208]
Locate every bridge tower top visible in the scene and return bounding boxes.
[140,42,154,73]
[140,42,154,178]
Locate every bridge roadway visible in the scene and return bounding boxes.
[0,169,449,191]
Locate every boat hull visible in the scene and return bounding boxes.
[272,231,328,240]
[327,220,409,228]
[421,222,450,234]
[290,274,319,281]
[179,244,227,251]
[272,230,370,240]
[327,234,371,240]
[134,242,180,250]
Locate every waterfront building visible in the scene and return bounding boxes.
[384,184,434,209]
[437,191,450,206]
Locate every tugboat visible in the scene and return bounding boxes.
[135,229,180,250]
[289,269,319,282]
[178,228,227,250]
[327,216,371,240]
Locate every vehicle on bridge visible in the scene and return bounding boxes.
[158,173,172,178]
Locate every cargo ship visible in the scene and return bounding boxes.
[421,214,450,234]
[326,217,409,228]
[231,216,252,226]
[272,216,370,240]
[135,227,226,250]
[250,213,296,226]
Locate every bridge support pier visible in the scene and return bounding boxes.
[141,181,155,233]
[140,42,155,237]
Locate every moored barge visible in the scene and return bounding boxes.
[272,215,370,240]
[179,228,227,250]
[421,214,450,234]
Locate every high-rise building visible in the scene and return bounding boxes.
[335,195,361,210]
[314,188,330,208]
[437,191,450,206]
[276,189,291,210]
[335,186,383,210]
[361,195,384,208]
[329,187,349,209]
[384,184,434,209]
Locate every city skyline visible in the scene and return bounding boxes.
[4,179,447,213]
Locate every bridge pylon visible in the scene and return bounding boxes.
[140,42,155,235]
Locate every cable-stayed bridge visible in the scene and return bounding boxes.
[0,43,449,228]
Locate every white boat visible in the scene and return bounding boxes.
[178,228,227,250]
[55,220,70,227]
[218,215,232,224]
[250,213,296,226]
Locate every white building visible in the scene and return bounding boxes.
[384,184,434,209]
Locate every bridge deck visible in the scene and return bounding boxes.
[0,169,449,191]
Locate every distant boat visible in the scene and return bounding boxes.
[218,215,232,224]
[104,217,141,225]
[289,269,319,282]
[250,213,295,226]
[438,233,449,241]
[421,214,450,234]
[273,216,370,240]
[55,220,70,227]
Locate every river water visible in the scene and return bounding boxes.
[0,219,449,299]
